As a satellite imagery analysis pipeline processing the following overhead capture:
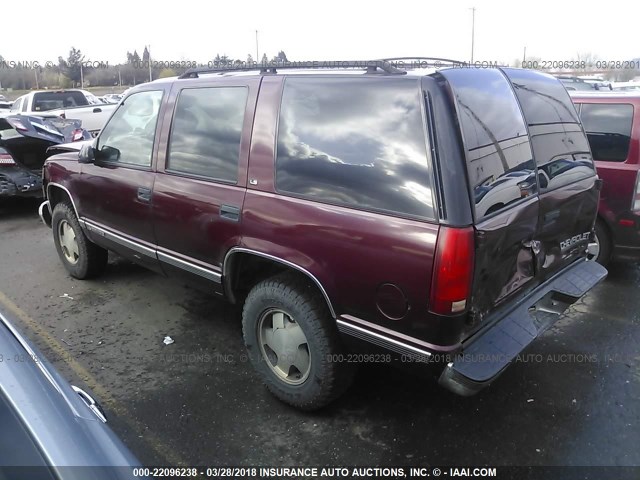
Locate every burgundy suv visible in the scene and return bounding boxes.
[39,61,607,410]
[570,92,640,264]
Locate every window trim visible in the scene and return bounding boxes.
[578,102,634,163]
[95,89,165,170]
[272,75,438,223]
[164,85,249,186]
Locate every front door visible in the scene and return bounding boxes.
[75,89,166,271]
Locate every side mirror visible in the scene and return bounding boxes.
[78,144,95,164]
[99,145,121,162]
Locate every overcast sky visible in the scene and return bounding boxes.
[1,0,638,65]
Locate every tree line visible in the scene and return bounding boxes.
[0,47,290,91]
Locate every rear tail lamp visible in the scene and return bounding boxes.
[71,129,85,142]
[429,226,475,315]
[0,149,16,165]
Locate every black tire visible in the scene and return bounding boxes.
[242,272,355,410]
[592,219,612,266]
[52,202,108,279]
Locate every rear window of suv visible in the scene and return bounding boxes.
[578,103,633,162]
[275,77,435,220]
[502,68,595,192]
[438,68,536,220]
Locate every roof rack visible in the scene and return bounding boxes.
[178,60,406,79]
[378,56,468,67]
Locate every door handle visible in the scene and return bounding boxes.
[220,204,240,222]
[137,187,152,202]
[93,107,102,113]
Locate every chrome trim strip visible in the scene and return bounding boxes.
[222,247,336,318]
[340,314,459,352]
[71,386,107,423]
[336,319,433,358]
[47,182,79,219]
[82,220,156,258]
[38,200,51,226]
[157,251,222,283]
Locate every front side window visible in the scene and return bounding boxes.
[96,90,163,167]
[275,77,434,219]
[167,87,247,183]
[439,68,537,220]
[579,103,633,162]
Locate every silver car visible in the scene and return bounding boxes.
[0,308,144,479]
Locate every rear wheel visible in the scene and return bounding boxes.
[242,272,355,410]
[587,219,612,266]
[52,202,108,279]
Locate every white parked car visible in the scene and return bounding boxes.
[5,89,117,136]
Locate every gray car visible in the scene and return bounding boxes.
[0,308,143,479]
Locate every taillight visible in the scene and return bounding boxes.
[0,150,16,165]
[71,129,85,142]
[429,226,475,315]
[632,170,640,213]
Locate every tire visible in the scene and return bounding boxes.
[52,202,108,279]
[587,219,612,266]
[242,272,355,410]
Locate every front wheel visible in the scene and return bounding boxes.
[242,273,355,410]
[52,202,108,279]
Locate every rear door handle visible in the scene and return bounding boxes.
[93,107,102,113]
[137,187,152,202]
[220,204,240,222]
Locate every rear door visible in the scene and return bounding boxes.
[151,77,259,291]
[438,68,540,322]
[503,69,599,281]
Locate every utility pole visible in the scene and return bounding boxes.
[80,62,84,88]
[470,7,476,63]
[255,30,259,65]
[147,45,152,82]
[523,46,527,64]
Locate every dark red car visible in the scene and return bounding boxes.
[39,62,607,410]
[571,92,640,265]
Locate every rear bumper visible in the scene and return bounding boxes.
[439,259,607,396]
[0,168,43,198]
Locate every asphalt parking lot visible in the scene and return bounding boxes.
[1,197,638,468]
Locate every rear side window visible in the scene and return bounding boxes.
[276,78,434,219]
[502,68,594,192]
[438,68,537,220]
[167,87,247,183]
[32,91,88,111]
[579,104,633,162]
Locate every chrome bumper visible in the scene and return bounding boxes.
[38,200,52,227]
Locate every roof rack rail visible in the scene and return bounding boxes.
[378,57,467,67]
[178,60,406,79]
